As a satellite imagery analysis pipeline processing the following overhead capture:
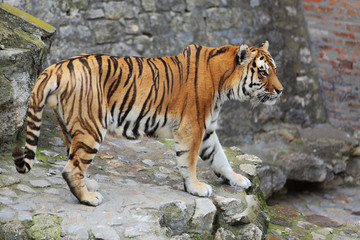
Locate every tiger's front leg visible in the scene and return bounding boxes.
[173,124,213,197]
[200,130,251,189]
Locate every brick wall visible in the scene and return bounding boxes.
[302,0,360,133]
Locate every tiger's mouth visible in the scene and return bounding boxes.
[251,92,280,107]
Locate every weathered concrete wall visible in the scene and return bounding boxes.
[0,3,55,146]
[3,0,325,145]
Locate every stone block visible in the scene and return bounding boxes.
[189,198,217,234]
[0,3,55,146]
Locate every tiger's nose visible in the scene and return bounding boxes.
[274,88,283,95]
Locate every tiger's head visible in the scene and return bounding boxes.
[237,41,283,106]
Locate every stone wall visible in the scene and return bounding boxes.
[301,0,360,133]
[2,0,325,145]
[0,3,55,146]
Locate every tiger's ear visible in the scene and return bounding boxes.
[260,40,269,51]
[237,44,250,65]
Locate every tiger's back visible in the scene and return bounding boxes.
[13,43,283,206]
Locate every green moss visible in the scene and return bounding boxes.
[223,147,243,168]
[14,28,45,50]
[0,3,56,33]
[158,138,175,148]
[26,214,62,240]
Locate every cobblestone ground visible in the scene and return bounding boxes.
[265,186,360,240]
[0,109,264,239]
[1,108,359,239]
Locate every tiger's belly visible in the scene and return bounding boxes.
[107,112,173,140]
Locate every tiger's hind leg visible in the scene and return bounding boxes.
[53,110,72,155]
[62,135,104,206]
[200,130,251,189]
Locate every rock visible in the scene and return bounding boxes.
[0,208,15,220]
[214,227,236,240]
[0,3,55,146]
[188,198,217,234]
[270,217,292,228]
[257,165,287,198]
[297,221,315,230]
[91,225,120,240]
[0,220,28,239]
[213,195,248,224]
[26,214,62,240]
[0,175,20,187]
[16,184,36,193]
[236,223,262,240]
[124,223,153,238]
[311,232,326,240]
[240,164,257,176]
[30,179,51,188]
[159,200,195,235]
[304,214,342,228]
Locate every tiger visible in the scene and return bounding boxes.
[12,41,283,206]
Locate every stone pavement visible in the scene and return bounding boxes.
[0,109,267,239]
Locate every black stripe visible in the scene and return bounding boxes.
[133,85,154,138]
[75,142,98,154]
[27,111,41,122]
[24,147,35,160]
[119,80,137,126]
[108,68,123,103]
[203,131,214,141]
[176,151,188,157]
[194,45,202,125]
[123,57,133,87]
[28,121,40,131]
[159,58,170,95]
[136,57,143,78]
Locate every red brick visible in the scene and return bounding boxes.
[347,9,356,15]
[315,6,334,12]
[322,37,343,44]
[337,7,345,14]
[341,115,358,121]
[330,0,338,5]
[345,102,360,108]
[318,52,325,58]
[345,41,360,48]
[327,104,345,111]
[333,22,342,28]
[353,49,360,55]
[322,73,341,82]
[306,13,326,19]
[335,85,352,92]
[353,125,360,130]
[319,44,334,50]
[336,47,346,54]
[342,1,360,8]
[303,0,322,2]
[346,24,360,32]
[303,4,313,11]
[338,55,357,62]
[335,32,356,39]
[329,59,340,68]
[323,82,333,89]
[325,91,343,99]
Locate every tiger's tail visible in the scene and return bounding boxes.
[12,70,58,174]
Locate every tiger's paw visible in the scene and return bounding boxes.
[185,181,213,197]
[228,172,251,189]
[80,192,104,206]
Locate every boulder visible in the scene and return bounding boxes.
[0,3,55,147]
